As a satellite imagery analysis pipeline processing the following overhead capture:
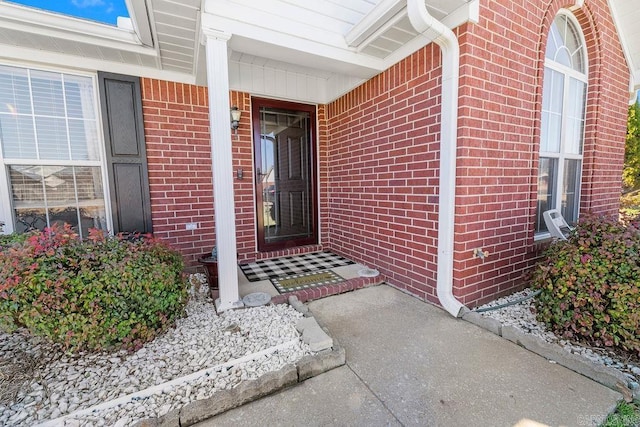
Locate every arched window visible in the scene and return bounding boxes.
[536,13,587,235]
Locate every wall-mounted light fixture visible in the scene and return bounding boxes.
[230,106,241,134]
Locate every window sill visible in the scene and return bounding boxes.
[534,232,552,243]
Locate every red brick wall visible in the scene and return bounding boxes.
[453,2,545,306]
[228,91,257,262]
[140,79,215,266]
[326,45,444,304]
[318,104,331,247]
[325,0,629,307]
[453,0,629,307]
[576,3,629,214]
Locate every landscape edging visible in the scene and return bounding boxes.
[134,299,345,427]
[461,311,638,402]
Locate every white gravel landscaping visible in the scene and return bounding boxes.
[0,274,312,426]
[477,288,640,390]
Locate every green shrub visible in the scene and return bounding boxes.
[620,191,640,219]
[0,224,188,352]
[0,232,29,250]
[531,214,640,356]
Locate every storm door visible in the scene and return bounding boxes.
[252,98,317,252]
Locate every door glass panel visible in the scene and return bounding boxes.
[257,105,314,247]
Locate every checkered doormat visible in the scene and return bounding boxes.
[239,251,355,282]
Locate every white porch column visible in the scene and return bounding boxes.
[202,29,243,311]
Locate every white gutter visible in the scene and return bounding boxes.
[407,0,466,317]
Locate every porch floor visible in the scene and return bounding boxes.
[211,253,384,305]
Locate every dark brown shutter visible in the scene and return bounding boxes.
[98,72,152,234]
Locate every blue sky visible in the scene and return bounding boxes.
[8,0,129,25]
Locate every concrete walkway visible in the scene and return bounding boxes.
[198,285,621,427]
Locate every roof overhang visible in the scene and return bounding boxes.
[608,0,640,102]
[201,0,479,103]
[0,1,147,51]
[0,0,171,81]
[1,0,637,105]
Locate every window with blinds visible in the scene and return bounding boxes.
[0,64,108,237]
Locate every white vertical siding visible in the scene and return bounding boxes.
[229,59,330,104]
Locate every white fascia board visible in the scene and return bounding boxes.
[346,0,406,47]
[0,45,195,85]
[228,82,328,105]
[351,1,475,55]
[201,11,386,73]
[0,2,150,55]
[227,34,381,79]
[466,0,480,24]
[125,0,155,47]
[438,1,477,29]
[382,35,435,68]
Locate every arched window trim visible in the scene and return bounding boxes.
[544,11,588,82]
[536,10,588,238]
[545,11,589,74]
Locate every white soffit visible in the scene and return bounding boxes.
[149,0,202,75]
[609,0,640,96]
[202,0,478,103]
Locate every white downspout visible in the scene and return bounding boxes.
[407,0,466,317]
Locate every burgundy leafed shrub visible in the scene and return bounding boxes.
[531,214,640,356]
[0,224,188,352]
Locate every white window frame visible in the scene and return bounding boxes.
[536,11,588,239]
[0,61,112,235]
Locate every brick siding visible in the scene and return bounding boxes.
[140,0,629,307]
[325,0,629,307]
[325,45,443,304]
[140,79,215,267]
